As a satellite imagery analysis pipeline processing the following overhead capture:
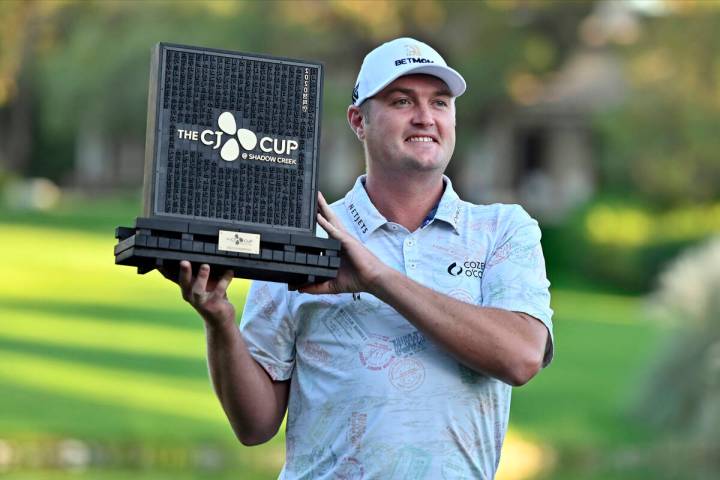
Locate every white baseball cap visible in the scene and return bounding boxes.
[351,37,466,106]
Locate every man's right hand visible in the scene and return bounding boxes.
[164,261,235,327]
[161,260,288,445]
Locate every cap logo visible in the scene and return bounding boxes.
[353,38,466,105]
[405,44,422,57]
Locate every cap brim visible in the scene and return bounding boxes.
[357,64,466,106]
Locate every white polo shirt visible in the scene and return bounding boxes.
[240,175,554,480]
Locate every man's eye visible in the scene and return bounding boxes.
[434,99,449,107]
[394,98,410,106]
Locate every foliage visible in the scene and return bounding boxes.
[585,202,720,248]
[542,197,720,293]
[0,0,593,183]
[635,236,720,463]
[594,7,720,207]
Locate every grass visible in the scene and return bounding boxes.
[512,289,664,448]
[0,198,669,479]
[0,199,283,477]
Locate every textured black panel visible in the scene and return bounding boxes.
[144,43,322,234]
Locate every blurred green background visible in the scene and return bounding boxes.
[2,0,720,479]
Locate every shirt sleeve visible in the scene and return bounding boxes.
[482,205,555,366]
[239,280,297,381]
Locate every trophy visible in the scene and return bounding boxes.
[114,43,340,284]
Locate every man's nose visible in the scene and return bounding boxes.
[411,104,435,127]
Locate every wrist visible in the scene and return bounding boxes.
[366,264,399,300]
[202,311,237,333]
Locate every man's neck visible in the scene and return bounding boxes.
[364,170,445,232]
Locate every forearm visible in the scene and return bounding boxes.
[204,318,288,445]
[369,268,547,386]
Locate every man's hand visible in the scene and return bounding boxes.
[162,260,288,445]
[299,193,390,295]
[163,261,235,327]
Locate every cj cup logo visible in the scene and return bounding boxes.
[215,112,258,161]
[177,112,299,162]
[231,232,250,245]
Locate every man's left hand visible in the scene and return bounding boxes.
[299,192,388,295]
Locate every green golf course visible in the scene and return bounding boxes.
[0,197,667,479]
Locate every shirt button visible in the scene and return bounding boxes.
[410,263,417,269]
[407,240,415,246]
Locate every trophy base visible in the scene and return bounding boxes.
[114,217,340,285]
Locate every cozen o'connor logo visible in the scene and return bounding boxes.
[447,262,463,276]
[447,260,485,278]
[176,112,299,165]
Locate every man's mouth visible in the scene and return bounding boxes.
[405,135,437,143]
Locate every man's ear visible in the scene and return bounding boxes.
[347,105,365,141]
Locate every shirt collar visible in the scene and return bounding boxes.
[343,176,388,240]
[432,176,462,233]
[343,175,462,239]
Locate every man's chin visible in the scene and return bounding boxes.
[400,155,449,173]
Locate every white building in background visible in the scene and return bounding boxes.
[457,49,626,224]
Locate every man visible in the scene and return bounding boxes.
[170,38,554,479]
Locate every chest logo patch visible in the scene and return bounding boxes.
[447,261,485,278]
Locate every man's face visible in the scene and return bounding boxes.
[358,74,456,176]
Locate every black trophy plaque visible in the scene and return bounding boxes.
[114,43,340,284]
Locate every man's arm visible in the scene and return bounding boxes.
[170,261,289,445]
[368,269,547,386]
[300,194,549,386]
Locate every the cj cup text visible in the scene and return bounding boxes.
[176,112,299,163]
[176,129,299,156]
